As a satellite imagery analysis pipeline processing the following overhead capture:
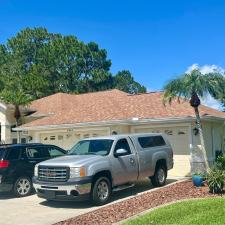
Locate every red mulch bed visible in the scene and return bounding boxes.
[55,180,223,225]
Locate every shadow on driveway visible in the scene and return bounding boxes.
[0,191,36,200]
[38,178,178,209]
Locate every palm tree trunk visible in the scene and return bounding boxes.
[194,107,210,171]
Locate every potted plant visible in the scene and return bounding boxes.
[192,172,205,187]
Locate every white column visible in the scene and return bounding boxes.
[32,132,40,143]
[1,123,12,144]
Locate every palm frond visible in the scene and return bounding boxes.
[163,69,225,106]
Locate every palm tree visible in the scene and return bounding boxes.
[163,69,225,173]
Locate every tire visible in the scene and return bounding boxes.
[150,164,167,187]
[13,176,32,197]
[91,176,111,206]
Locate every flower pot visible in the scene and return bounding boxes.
[192,175,204,187]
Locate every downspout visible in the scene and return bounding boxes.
[211,124,214,166]
[188,124,194,174]
[222,121,225,153]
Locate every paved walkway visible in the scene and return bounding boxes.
[0,178,181,225]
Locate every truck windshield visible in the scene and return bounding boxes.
[69,139,114,156]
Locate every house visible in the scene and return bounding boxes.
[11,89,225,176]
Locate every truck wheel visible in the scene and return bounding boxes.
[150,164,167,187]
[91,176,111,206]
[13,176,32,197]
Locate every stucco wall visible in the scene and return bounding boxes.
[26,120,225,177]
[191,121,224,162]
[29,126,111,150]
[0,105,12,143]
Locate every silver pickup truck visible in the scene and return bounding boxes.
[33,133,173,205]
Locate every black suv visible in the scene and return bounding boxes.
[0,143,66,197]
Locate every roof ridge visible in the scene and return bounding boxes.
[32,89,127,104]
[127,91,164,96]
[70,89,127,97]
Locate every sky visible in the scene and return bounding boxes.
[0,0,225,109]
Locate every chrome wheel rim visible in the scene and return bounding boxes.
[16,178,31,196]
[97,180,109,201]
[158,169,165,183]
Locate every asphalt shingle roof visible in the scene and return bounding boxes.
[22,89,225,128]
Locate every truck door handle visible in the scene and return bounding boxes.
[129,158,135,165]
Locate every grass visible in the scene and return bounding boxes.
[123,198,225,225]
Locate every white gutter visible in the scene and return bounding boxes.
[13,115,225,132]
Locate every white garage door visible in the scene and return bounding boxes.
[133,127,190,177]
[40,130,108,150]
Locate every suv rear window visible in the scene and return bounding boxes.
[138,136,166,148]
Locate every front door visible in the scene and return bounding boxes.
[111,138,138,186]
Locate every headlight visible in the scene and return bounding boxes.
[34,165,38,177]
[70,167,86,178]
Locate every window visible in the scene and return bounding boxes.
[50,136,56,140]
[178,130,186,135]
[83,134,90,138]
[7,148,21,160]
[75,134,81,138]
[26,147,49,159]
[48,147,65,157]
[165,130,173,135]
[69,139,113,156]
[12,139,17,144]
[21,138,26,144]
[58,135,63,140]
[115,139,131,154]
[138,136,166,148]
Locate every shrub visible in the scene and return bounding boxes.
[206,169,225,194]
[216,155,225,170]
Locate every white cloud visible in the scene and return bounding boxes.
[186,63,225,75]
[186,64,224,110]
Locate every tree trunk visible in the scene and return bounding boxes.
[194,106,210,172]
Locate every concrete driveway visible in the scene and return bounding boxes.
[0,178,179,225]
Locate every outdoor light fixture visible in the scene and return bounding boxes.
[193,127,199,136]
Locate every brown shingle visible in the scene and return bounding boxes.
[22,89,225,127]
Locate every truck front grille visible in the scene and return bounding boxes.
[38,166,69,182]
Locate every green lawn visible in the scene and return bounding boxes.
[123,198,225,225]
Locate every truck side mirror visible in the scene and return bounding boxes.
[114,148,128,157]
